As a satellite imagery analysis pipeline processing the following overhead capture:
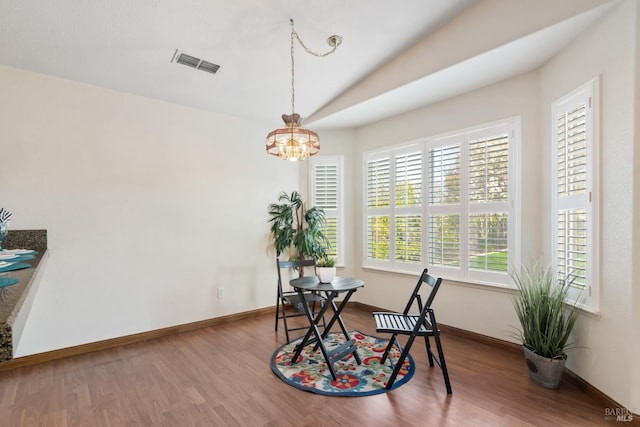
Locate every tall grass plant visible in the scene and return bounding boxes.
[510,262,581,359]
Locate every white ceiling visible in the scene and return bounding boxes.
[309,2,615,129]
[0,0,616,130]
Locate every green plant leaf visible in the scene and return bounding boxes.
[268,191,330,261]
[510,261,583,359]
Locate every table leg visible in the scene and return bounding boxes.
[290,289,338,380]
[320,292,351,338]
[293,292,332,351]
[333,295,362,365]
[314,290,362,365]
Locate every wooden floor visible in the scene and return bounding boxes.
[0,307,627,426]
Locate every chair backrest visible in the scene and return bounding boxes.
[276,258,317,293]
[402,268,443,316]
[277,258,317,271]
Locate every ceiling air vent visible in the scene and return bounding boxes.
[172,50,221,75]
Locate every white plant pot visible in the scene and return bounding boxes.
[317,267,336,283]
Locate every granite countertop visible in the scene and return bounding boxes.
[0,251,46,324]
[0,230,47,361]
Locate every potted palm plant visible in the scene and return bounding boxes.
[268,191,329,276]
[510,262,582,389]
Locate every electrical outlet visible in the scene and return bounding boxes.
[217,287,224,299]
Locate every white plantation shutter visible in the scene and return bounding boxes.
[367,158,391,208]
[395,152,422,207]
[428,144,461,269]
[468,135,509,203]
[310,156,343,265]
[428,213,460,267]
[365,146,423,271]
[366,155,391,263]
[367,215,389,261]
[395,150,423,265]
[429,145,461,205]
[468,212,508,272]
[395,215,422,263]
[364,119,519,286]
[556,105,587,289]
[426,121,516,285]
[314,166,338,208]
[552,78,598,309]
[467,133,510,274]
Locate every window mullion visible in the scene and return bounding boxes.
[421,145,428,268]
[460,136,469,275]
[389,157,397,265]
[563,112,570,195]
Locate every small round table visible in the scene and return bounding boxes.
[289,276,364,380]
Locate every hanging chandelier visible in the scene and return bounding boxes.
[266,19,342,161]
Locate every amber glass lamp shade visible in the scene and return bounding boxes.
[266,113,320,161]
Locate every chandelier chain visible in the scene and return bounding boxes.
[289,19,342,115]
[290,24,295,115]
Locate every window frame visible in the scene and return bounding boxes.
[426,120,520,286]
[551,77,600,312]
[363,143,425,274]
[363,118,521,288]
[309,155,344,267]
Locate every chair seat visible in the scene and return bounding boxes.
[370,268,451,393]
[283,292,325,303]
[373,312,432,334]
[275,257,327,343]
[283,292,325,313]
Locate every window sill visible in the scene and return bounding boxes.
[572,302,601,319]
[362,264,515,291]
[360,265,602,318]
[361,265,424,278]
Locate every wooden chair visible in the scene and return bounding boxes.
[373,268,452,393]
[274,258,326,343]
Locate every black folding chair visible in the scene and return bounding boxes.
[373,268,452,393]
[274,258,326,343]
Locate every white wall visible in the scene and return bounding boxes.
[0,65,299,355]
[632,0,640,411]
[351,0,638,411]
[539,0,638,410]
[353,71,541,340]
[299,128,358,277]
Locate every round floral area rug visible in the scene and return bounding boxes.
[270,330,414,396]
